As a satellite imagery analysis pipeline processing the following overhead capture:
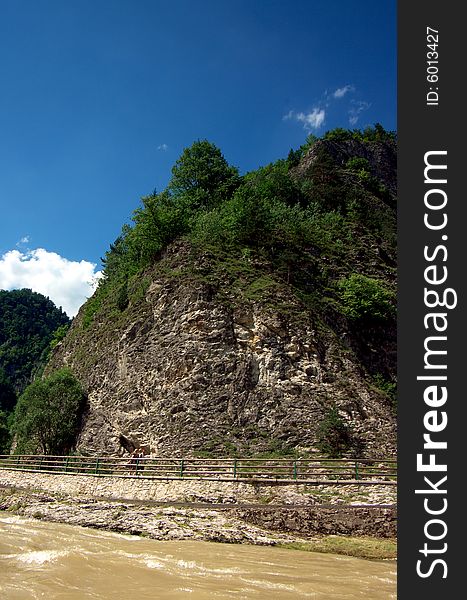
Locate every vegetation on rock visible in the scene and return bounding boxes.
[87,126,396,337]
[316,406,360,458]
[46,125,397,458]
[336,274,395,322]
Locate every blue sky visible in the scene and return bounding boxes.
[0,0,396,316]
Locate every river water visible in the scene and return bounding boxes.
[0,513,396,599]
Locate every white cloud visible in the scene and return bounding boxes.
[298,108,326,130]
[157,143,168,151]
[285,107,326,131]
[333,85,355,99]
[0,248,102,318]
[16,236,30,246]
[349,100,371,125]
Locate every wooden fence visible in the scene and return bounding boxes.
[0,454,397,484]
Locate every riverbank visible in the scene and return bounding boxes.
[0,485,396,560]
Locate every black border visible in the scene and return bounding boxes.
[398,2,463,596]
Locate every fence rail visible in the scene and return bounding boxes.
[0,454,397,484]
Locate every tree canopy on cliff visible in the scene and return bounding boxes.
[91,125,396,334]
[168,139,240,209]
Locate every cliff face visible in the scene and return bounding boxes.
[47,136,397,458]
[294,138,397,197]
[48,250,395,457]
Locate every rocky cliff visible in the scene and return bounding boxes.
[47,133,397,459]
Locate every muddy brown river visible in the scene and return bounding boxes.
[0,513,396,599]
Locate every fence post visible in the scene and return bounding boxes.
[95,457,100,475]
[293,461,297,480]
[354,460,359,480]
[180,459,184,478]
[233,459,237,479]
[64,457,69,473]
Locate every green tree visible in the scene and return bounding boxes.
[127,191,189,265]
[0,368,16,413]
[316,406,354,458]
[337,274,395,321]
[220,185,274,246]
[322,128,353,142]
[13,368,86,455]
[168,139,239,209]
[101,226,134,281]
[49,324,70,351]
[243,159,305,207]
[346,157,371,174]
[361,123,396,143]
[0,410,11,454]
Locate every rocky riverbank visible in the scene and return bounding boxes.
[0,487,296,545]
[0,482,396,559]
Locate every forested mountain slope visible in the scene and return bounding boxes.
[0,289,70,400]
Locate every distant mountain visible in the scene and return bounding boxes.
[0,289,70,406]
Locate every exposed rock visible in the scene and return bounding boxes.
[294,138,397,197]
[45,240,396,458]
[234,505,396,538]
[0,485,396,543]
[45,138,397,459]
